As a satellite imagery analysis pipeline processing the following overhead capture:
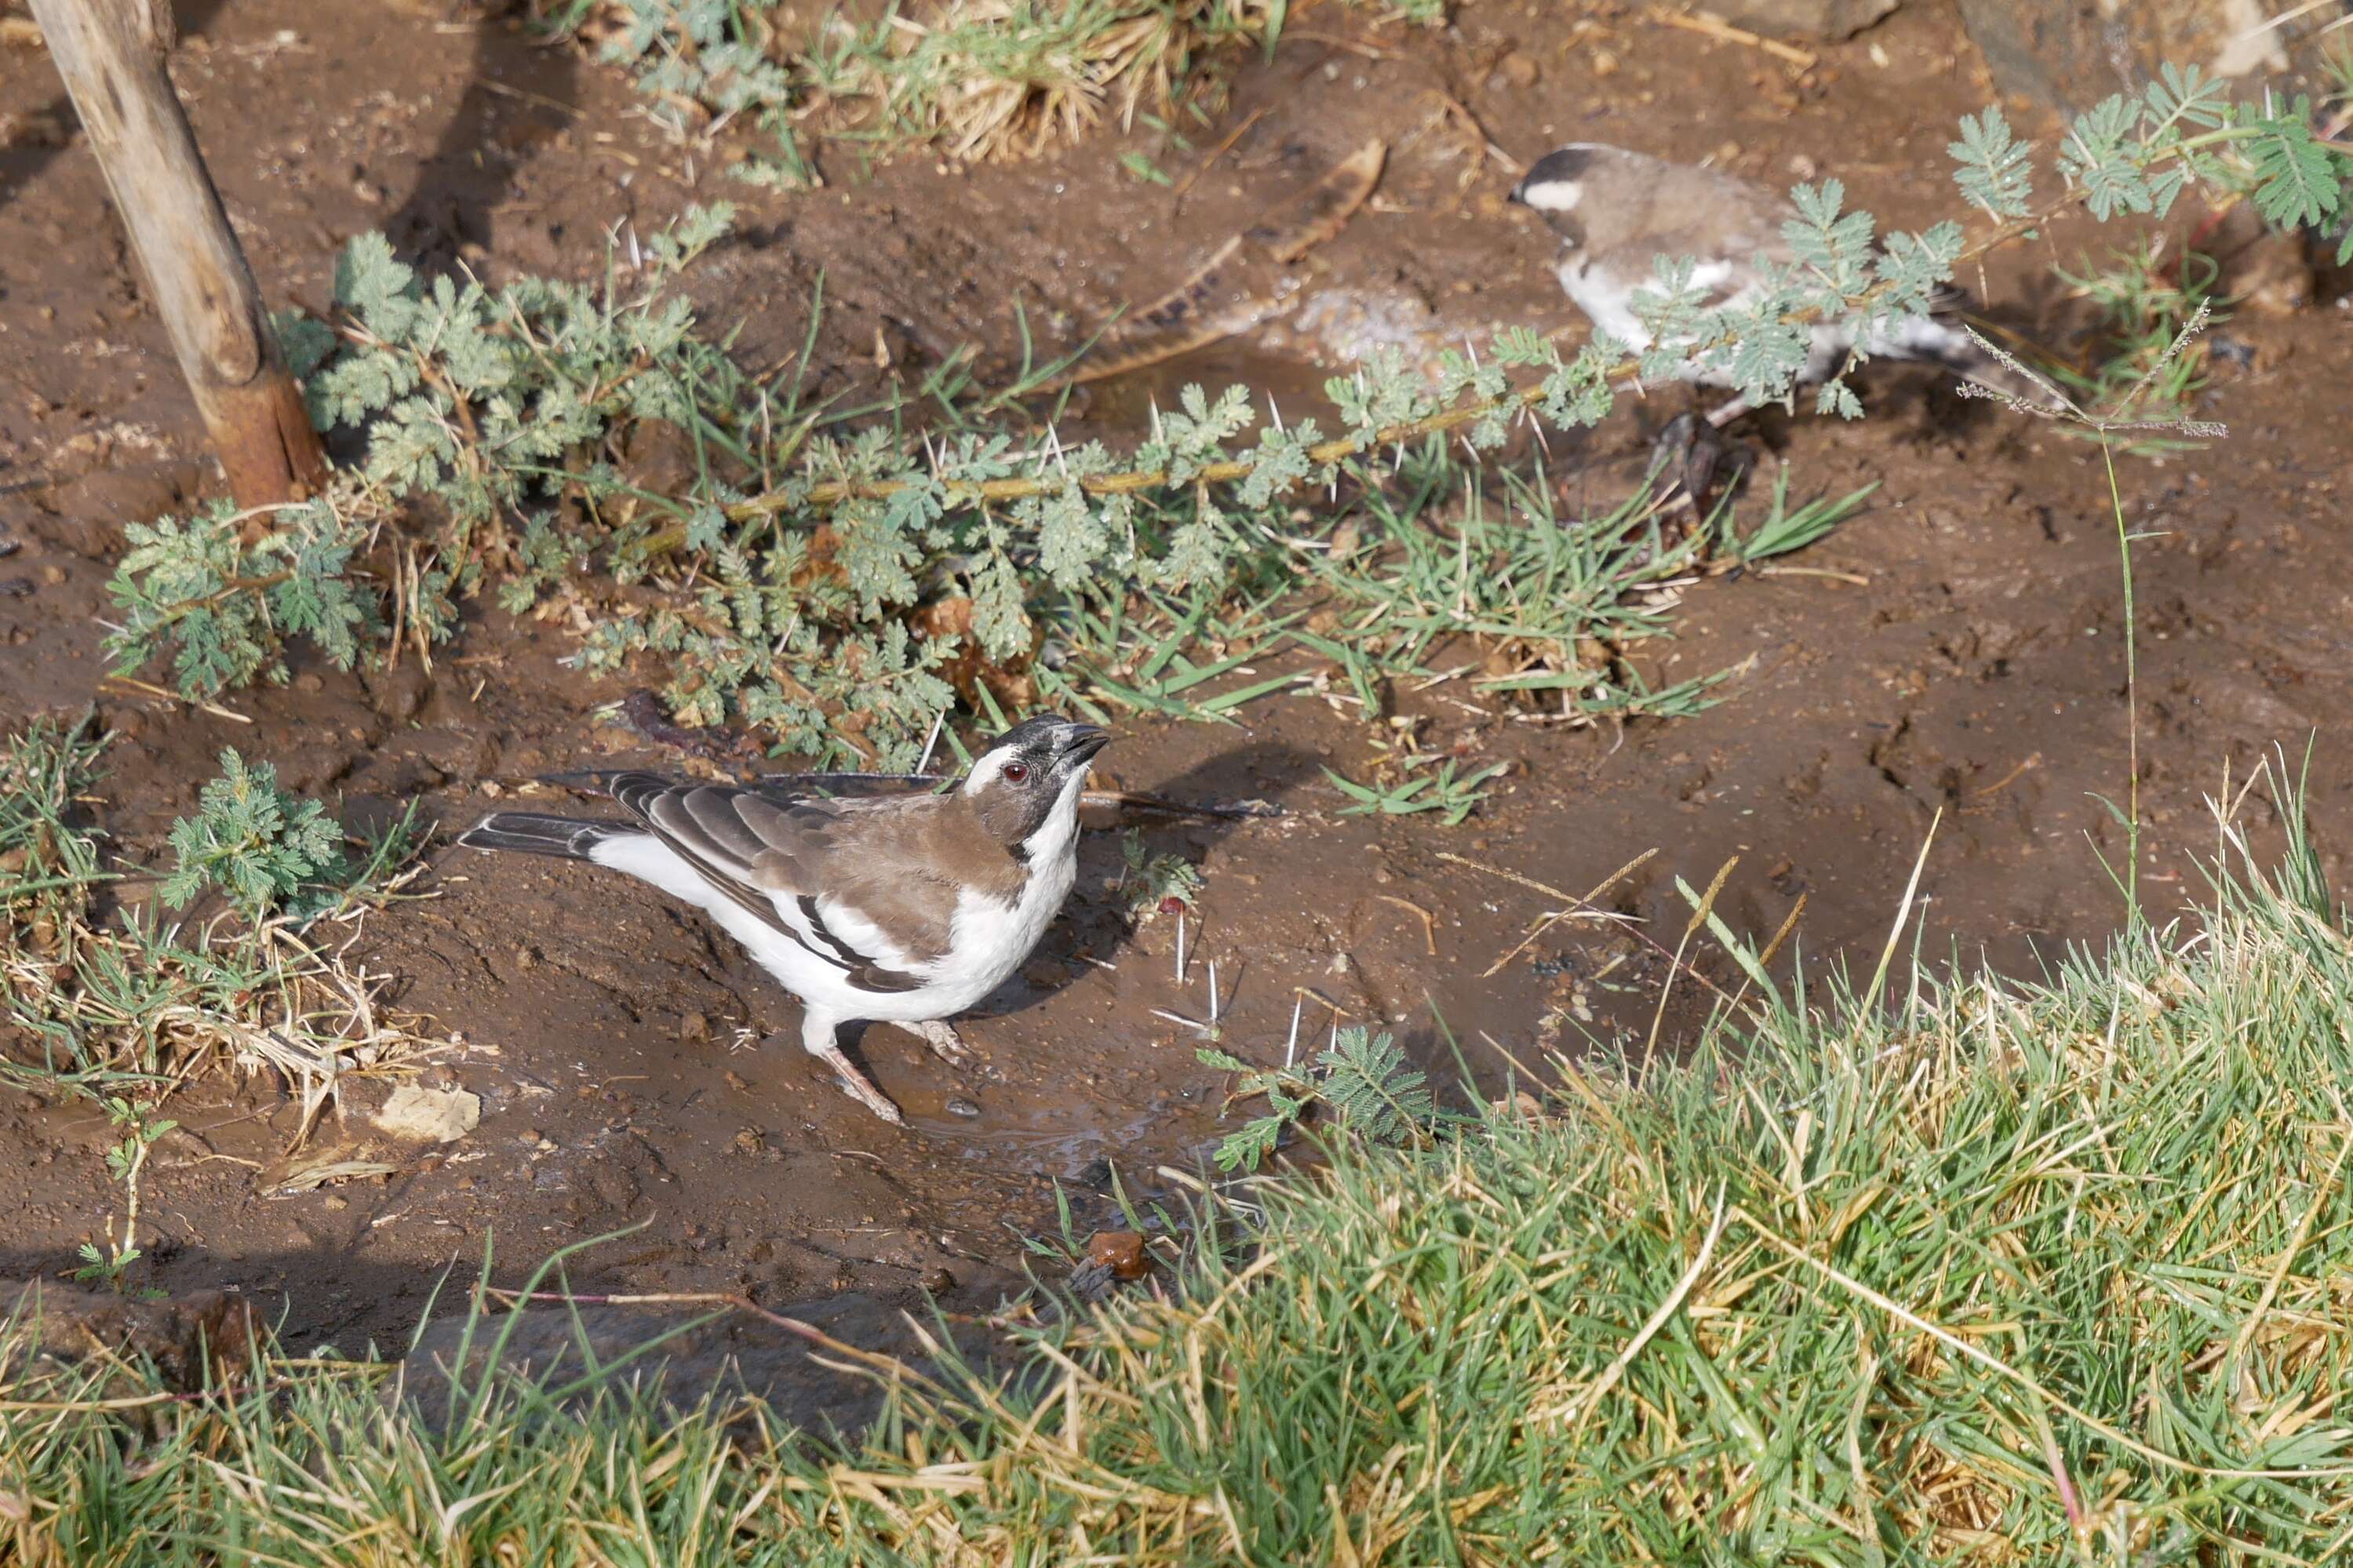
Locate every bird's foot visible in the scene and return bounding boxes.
[898,1017,971,1067]
[808,1040,906,1125]
[1648,412,1750,519]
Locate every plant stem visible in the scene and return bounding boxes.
[2101,440,2141,926]
[0,871,126,897]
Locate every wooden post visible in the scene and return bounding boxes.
[26,0,329,508]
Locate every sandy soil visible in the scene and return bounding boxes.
[2,0,2349,1350]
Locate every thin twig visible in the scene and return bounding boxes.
[1442,849,1729,1005]
[97,674,253,725]
[1375,893,1437,956]
[1972,751,2042,799]
[1171,104,1269,199]
[1474,848,1658,978]
[1646,7,1818,68]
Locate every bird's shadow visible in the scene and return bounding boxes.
[940,736,1320,1028]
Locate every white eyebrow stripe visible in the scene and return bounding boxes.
[962,748,1016,795]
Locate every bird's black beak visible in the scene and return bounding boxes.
[1054,722,1110,771]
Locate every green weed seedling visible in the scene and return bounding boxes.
[1198,1024,1436,1171]
[1322,757,1507,827]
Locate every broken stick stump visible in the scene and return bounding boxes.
[26,0,329,507]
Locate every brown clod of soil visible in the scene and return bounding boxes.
[5,1279,257,1391]
[1087,1230,1153,1280]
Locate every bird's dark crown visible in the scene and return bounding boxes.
[1514,145,1597,199]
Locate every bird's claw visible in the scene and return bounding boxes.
[901,1018,972,1068]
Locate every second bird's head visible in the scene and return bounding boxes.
[1509,144,1615,247]
[962,715,1110,853]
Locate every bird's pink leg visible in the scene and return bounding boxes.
[798,1010,905,1125]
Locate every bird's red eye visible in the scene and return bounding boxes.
[1003,761,1030,783]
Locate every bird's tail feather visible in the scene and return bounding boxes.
[457,812,632,860]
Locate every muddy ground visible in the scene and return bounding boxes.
[2,0,2351,1355]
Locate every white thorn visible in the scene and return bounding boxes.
[1175,912,1187,985]
[1149,395,1164,442]
[1207,959,1220,1024]
[916,709,945,774]
[1268,394,1284,433]
[1284,994,1303,1070]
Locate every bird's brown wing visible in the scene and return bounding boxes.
[606,775,949,992]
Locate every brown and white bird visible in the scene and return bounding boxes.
[457,715,1109,1125]
[1510,144,2020,424]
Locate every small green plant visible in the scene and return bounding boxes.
[72,1096,176,1293]
[1116,828,1203,919]
[162,750,348,923]
[2054,238,2224,443]
[544,0,1280,178]
[1963,293,2224,930]
[1321,755,1505,826]
[1,721,429,1114]
[106,499,377,698]
[1717,468,1879,566]
[1116,149,1175,186]
[1198,1024,1435,1170]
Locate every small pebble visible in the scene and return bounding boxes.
[680,1011,709,1041]
[945,1096,982,1119]
[921,1268,956,1293]
[515,946,537,972]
